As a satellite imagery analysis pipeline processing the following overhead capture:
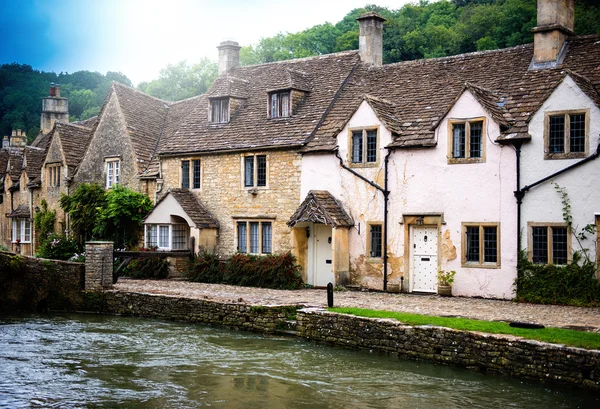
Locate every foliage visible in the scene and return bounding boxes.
[516,255,600,307]
[137,59,218,101]
[0,244,9,252]
[95,185,154,248]
[330,307,600,350]
[0,64,131,141]
[33,200,56,245]
[120,256,170,279]
[186,252,304,290]
[437,270,457,286]
[60,183,153,248]
[240,0,600,65]
[60,183,107,243]
[35,233,81,261]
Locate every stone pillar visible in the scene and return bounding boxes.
[85,241,114,290]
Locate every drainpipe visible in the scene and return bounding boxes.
[335,149,392,291]
[514,141,600,279]
[513,142,524,291]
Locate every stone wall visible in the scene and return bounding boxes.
[85,241,114,290]
[0,250,84,312]
[296,308,600,390]
[161,149,302,256]
[102,291,295,334]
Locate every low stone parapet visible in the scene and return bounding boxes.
[296,308,600,390]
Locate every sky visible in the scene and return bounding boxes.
[0,0,414,86]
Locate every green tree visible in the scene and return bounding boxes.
[138,58,218,101]
[60,183,107,244]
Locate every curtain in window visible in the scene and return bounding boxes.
[452,124,465,158]
[270,93,278,118]
[280,93,290,117]
[249,222,259,253]
[352,131,362,163]
[244,157,254,187]
[159,226,169,248]
[262,222,272,254]
[237,222,247,252]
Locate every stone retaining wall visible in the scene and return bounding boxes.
[0,250,84,312]
[296,308,600,390]
[102,291,295,334]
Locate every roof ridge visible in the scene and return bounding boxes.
[56,122,93,130]
[112,81,172,104]
[235,50,359,70]
[169,94,205,105]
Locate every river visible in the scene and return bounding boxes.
[0,314,597,408]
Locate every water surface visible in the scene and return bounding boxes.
[0,314,597,408]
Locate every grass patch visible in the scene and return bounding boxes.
[330,307,600,350]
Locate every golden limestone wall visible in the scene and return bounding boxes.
[161,149,302,256]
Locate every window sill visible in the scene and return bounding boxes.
[366,257,383,264]
[448,157,485,165]
[461,262,500,269]
[347,162,379,168]
[544,152,587,160]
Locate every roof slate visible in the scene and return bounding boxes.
[288,190,354,228]
[23,146,46,184]
[305,35,600,152]
[159,51,360,155]
[8,204,30,218]
[154,188,219,229]
[54,122,94,172]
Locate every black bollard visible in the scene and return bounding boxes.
[327,282,334,308]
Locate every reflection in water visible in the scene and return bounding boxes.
[0,314,597,409]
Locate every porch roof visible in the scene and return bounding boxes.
[8,204,30,218]
[288,190,354,228]
[146,188,219,229]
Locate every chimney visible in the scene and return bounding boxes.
[41,82,69,135]
[9,129,26,148]
[357,12,386,66]
[217,40,241,75]
[532,0,574,67]
[2,135,8,149]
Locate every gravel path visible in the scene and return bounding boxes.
[114,278,600,332]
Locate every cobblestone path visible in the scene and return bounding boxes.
[115,278,600,332]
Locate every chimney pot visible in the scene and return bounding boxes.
[357,12,386,66]
[55,84,61,98]
[217,40,241,76]
[17,129,21,136]
[11,130,16,137]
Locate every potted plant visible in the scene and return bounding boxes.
[437,270,456,297]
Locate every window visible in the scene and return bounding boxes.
[47,164,61,187]
[12,218,31,243]
[236,220,272,254]
[106,159,120,188]
[529,223,570,265]
[210,98,229,123]
[350,128,378,165]
[369,223,383,258]
[269,91,290,118]
[448,119,485,164]
[462,222,500,267]
[181,159,201,189]
[145,224,188,250]
[243,155,267,188]
[545,110,588,159]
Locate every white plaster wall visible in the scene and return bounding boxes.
[302,92,518,298]
[144,195,195,228]
[522,76,600,262]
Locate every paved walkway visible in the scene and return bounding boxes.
[114,278,600,332]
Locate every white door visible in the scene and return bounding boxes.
[410,225,438,293]
[314,224,334,287]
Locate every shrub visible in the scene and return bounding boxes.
[186,252,304,290]
[516,255,600,306]
[121,256,170,279]
[36,233,81,261]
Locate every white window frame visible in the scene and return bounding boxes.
[268,91,291,118]
[12,218,31,243]
[106,158,120,189]
[144,223,188,251]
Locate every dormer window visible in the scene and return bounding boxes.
[210,98,229,123]
[269,91,290,118]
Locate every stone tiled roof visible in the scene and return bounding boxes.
[154,188,219,229]
[0,149,8,176]
[23,146,46,187]
[54,122,94,173]
[206,76,250,99]
[30,130,53,152]
[74,116,99,128]
[8,153,23,183]
[305,35,600,152]
[159,51,360,155]
[288,190,354,228]
[8,204,30,218]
